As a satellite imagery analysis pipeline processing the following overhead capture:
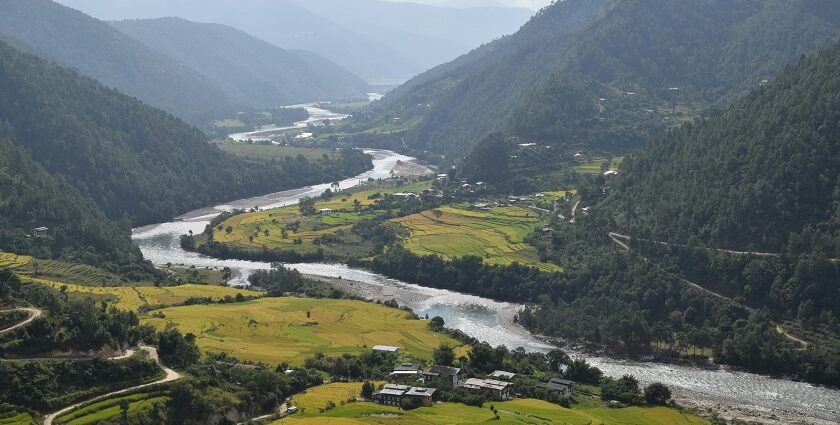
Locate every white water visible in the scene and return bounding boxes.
[132,111,840,423]
[228,103,349,142]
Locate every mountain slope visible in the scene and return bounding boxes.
[111,18,369,107]
[603,42,840,256]
[362,0,840,158]
[0,0,240,125]
[0,40,371,226]
[0,138,146,273]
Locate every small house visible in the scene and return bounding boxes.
[404,387,436,407]
[536,378,574,397]
[423,365,462,387]
[461,378,512,401]
[318,208,334,216]
[372,345,401,354]
[32,227,49,238]
[389,363,421,382]
[373,384,410,406]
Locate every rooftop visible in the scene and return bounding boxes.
[372,345,401,352]
[490,370,517,380]
[425,365,461,376]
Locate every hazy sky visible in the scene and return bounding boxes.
[383,0,551,10]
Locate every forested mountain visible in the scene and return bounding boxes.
[111,18,369,107]
[0,0,240,125]
[56,0,533,83]
[603,42,840,257]
[0,40,372,226]
[358,0,840,159]
[0,139,147,273]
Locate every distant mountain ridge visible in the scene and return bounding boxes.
[56,0,534,83]
[111,17,370,108]
[359,0,840,159]
[0,0,240,125]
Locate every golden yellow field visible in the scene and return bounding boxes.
[0,252,32,271]
[31,279,261,311]
[142,297,464,365]
[391,205,561,272]
[274,384,710,425]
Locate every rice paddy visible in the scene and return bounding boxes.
[141,297,464,365]
[54,391,169,425]
[574,157,623,175]
[274,383,710,425]
[30,279,261,312]
[391,205,561,271]
[0,404,35,425]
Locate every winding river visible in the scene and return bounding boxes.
[132,116,840,424]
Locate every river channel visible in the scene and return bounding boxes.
[132,113,840,424]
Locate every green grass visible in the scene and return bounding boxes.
[213,142,340,161]
[212,118,246,128]
[574,157,624,175]
[54,391,169,425]
[275,384,710,425]
[31,279,262,312]
[0,404,35,425]
[392,205,561,272]
[142,297,464,366]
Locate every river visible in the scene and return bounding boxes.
[132,129,840,424]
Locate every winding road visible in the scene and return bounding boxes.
[608,232,809,347]
[0,307,42,334]
[43,345,181,425]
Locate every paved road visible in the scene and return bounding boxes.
[608,232,808,348]
[0,307,42,334]
[43,346,181,425]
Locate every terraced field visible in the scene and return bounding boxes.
[574,157,623,175]
[31,280,261,311]
[275,384,710,425]
[391,205,561,272]
[212,180,432,257]
[142,297,463,365]
[0,252,32,271]
[54,391,169,425]
[0,404,35,425]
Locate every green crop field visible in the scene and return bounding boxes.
[574,157,624,175]
[31,279,262,312]
[213,180,433,258]
[0,404,35,425]
[142,297,464,365]
[275,384,710,425]
[213,142,340,161]
[391,205,561,272]
[55,391,169,425]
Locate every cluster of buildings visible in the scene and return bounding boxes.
[367,358,575,407]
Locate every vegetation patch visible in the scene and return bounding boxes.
[142,297,463,365]
[0,404,35,425]
[574,157,623,175]
[31,280,261,312]
[392,205,560,271]
[213,143,340,162]
[55,391,170,425]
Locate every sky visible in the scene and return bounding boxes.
[382,0,551,10]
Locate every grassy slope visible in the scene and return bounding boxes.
[31,280,261,312]
[0,404,35,425]
[55,391,169,425]
[392,205,560,272]
[275,383,709,425]
[142,297,463,366]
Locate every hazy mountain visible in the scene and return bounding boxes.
[0,0,241,125]
[56,0,534,83]
[360,0,840,158]
[112,18,369,107]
